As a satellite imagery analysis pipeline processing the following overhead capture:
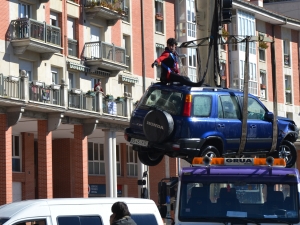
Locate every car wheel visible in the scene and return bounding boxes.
[138,151,164,166]
[278,140,297,168]
[200,145,221,158]
[143,109,174,143]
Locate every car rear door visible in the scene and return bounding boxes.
[216,94,242,153]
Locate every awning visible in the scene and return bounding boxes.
[67,61,89,72]
[120,74,139,84]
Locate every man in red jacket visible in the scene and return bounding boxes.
[152,38,203,87]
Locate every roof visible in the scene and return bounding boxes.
[0,198,155,219]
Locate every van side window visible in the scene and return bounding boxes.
[131,214,159,225]
[15,219,47,225]
[57,216,102,225]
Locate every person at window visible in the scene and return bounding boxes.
[94,81,104,94]
[151,38,203,87]
[110,202,137,225]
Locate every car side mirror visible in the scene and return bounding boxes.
[265,112,274,121]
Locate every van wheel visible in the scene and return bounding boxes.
[277,140,297,168]
[138,151,164,166]
[200,145,220,158]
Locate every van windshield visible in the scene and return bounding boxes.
[139,88,183,115]
[0,218,9,225]
[178,181,299,224]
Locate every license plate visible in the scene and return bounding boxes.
[130,138,148,147]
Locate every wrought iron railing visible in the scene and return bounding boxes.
[84,41,126,64]
[10,18,61,46]
[29,83,61,105]
[103,98,126,116]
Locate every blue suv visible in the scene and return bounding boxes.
[124,83,299,167]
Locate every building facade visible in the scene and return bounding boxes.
[0,0,182,205]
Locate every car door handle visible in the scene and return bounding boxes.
[217,124,225,128]
[250,125,257,128]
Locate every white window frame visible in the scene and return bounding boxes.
[127,145,137,177]
[88,142,105,175]
[50,11,58,27]
[12,135,21,172]
[69,73,76,89]
[67,17,75,40]
[285,75,292,104]
[156,44,165,80]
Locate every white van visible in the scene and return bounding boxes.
[0,198,163,225]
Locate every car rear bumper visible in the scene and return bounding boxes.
[125,127,204,159]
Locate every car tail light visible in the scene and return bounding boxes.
[183,94,192,116]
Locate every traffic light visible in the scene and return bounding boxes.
[221,0,233,24]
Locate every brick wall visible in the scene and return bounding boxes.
[0,114,12,204]
[21,132,35,200]
[0,0,9,41]
[53,138,72,198]
[37,120,53,199]
[73,125,88,198]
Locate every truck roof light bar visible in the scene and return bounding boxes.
[192,157,286,167]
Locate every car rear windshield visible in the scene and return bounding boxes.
[139,88,183,115]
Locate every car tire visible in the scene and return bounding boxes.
[277,140,297,168]
[138,151,164,166]
[200,145,221,158]
[143,109,174,143]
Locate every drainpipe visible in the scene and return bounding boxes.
[141,0,146,93]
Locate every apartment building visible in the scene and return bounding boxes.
[0,0,182,205]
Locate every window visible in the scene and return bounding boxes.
[239,60,257,96]
[218,95,240,119]
[121,0,130,22]
[260,70,267,100]
[88,142,105,175]
[259,48,265,61]
[69,73,75,89]
[116,145,121,176]
[192,95,212,117]
[57,216,102,225]
[51,67,59,84]
[237,10,256,54]
[19,60,33,81]
[19,2,31,18]
[12,135,21,172]
[15,219,47,225]
[68,17,77,57]
[127,146,137,176]
[188,48,197,82]
[155,44,165,79]
[285,75,292,104]
[247,98,265,120]
[131,214,159,225]
[50,11,58,27]
[91,78,101,91]
[123,35,131,71]
[155,1,164,33]
[283,39,290,67]
[187,0,196,38]
[124,84,131,96]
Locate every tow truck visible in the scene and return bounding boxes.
[158,156,300,225]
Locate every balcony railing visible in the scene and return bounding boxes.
[68,39,78,57]
[29,83,61,105]
[11,18,61,46]
[0,74,21,99]
[103,98,126,116]
[84,41,126,63]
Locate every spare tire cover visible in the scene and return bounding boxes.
[143,109,174,143]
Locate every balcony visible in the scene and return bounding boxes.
[10,18,62,60]
[83,41,127,72]
[84,0,124,25]
[0,74,22,99]
[29,82,61,105]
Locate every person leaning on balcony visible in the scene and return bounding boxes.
[94,81,104,94]
[151,38,204,87]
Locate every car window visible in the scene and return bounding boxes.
[131,214,159,225]
[192,95,211,117]
[218,95,240,119]
[140,88,183,115]
[247,98,266,120]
